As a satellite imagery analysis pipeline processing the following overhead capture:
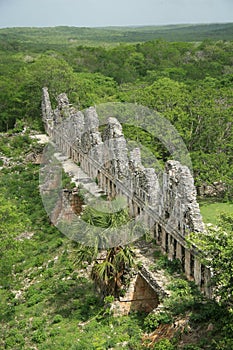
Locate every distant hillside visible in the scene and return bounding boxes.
[0,22,233,50]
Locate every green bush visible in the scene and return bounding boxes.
[182,345,202,350]
[27,293,44,307]
[215,338,233,350]
[144,312,173,332]
[168,279,192,296]
[32,330,47,343]
[153,339,175,350]
[190,301,224,323]
[53,280,70,294]
[52,314,63,324]
[153,256,183,274]
[26,287,44,307]
[5,334,25,349]
[31,317,45,330]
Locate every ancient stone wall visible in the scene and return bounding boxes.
[41,87,211,297]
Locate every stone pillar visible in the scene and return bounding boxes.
[133,202,138,217]
[204,267,212,297]
[112,183,116,198]
[129,200,135,217]
[147,214,153,230]
[98,172,102,188]
[107,178,111,197]
[98,173,102,188]
[168,236,174,260]
[161,228,166,252]
[194,258,202,287]
[176,242,182,261]
[104,175,107,192]
[185,249,191,279]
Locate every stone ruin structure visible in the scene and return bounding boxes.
[41,87,211,299]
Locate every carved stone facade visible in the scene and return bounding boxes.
[41,87,211,297]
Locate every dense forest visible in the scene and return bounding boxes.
[0,25,233,196]
[0,25,233,349]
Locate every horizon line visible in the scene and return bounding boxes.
[0,21,233,30]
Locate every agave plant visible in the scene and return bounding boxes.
[91,245,135,298]
[76,203,135,298]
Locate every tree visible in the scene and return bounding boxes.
[91,245,134,298]
[16,55,77,124]
[187,213,233,304]
[75,205,135,299]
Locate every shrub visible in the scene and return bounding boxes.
[5,330,25,349]
[31,317,45,330]
[144,311,173,332]
[153,339,175,350]
[32,330,47,343]
[190,299,226,324]
[153,256,183,274]
[168,279,192,296]
[52,314,63,324]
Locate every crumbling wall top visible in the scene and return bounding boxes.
[42,87,204,236]
[103,117,124,140]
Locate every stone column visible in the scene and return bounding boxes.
[185,249,191,279]
[107,178,111,197]
[103,176,107,192]
[133,202,138,217]
[98,173,102,188]
[194,257,202,287]
[204,267,212,298]
[147,214,153,230]
[176,242,182,261]
[112,183,116,198]
[168,237,175,260]
[161,228,166,252]
[129,200,135,217]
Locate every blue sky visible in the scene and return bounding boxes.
[0,0,233,28]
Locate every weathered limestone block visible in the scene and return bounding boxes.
[41,87,53,121]
[102,117,123,139]
[41,87,53,135]
[80,107,102,155]
[163,160,204,234]
[129,148,159,206]
[70,111,85,148]
[129,148,143,170]
[53,93,70,125]
[57,92,70,111]
[112,138,129,179]
[59,108,82,145]
[144,168,160,207]
[84,107,99,132]
[102,117,129,179]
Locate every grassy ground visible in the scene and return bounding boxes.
[199,199,233,225]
